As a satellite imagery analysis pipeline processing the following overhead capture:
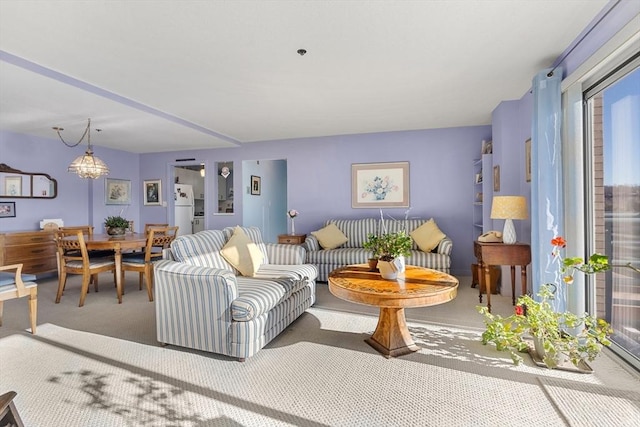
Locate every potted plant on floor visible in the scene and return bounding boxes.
[104,215,130,236]
[373,230,412,280]
[477,236,612,369]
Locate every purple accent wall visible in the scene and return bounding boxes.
[1,130,140,233]
[139,126,491,275]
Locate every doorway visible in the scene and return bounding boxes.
[172,164,205,235]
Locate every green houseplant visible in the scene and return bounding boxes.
[365,231,412,279]
[104,215,130,236]
[477,236,612,369]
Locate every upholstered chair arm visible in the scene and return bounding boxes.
[0,264,29,297]
[435,237,453,256]
[265,243,306,265]
[301,235,320,252]
[154,260,239,354]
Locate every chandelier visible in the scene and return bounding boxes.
[53,118,110,179]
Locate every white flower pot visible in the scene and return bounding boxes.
[378,260,398,280]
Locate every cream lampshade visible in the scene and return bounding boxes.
[490,196,528,244]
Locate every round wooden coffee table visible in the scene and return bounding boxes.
[328,264,458,358]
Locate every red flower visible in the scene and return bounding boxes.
[551,236,567,248]
[515,305,525,316]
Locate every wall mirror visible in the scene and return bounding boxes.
[216,161,234,214]
[0,163,58,199]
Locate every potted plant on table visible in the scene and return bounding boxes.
[104,215,130,236]
[363,233,383,271]
[477,236,612,369]
[367,230,412,280]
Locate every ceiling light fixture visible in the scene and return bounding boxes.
[297,48,307,56]
[200,163,205,177]
[220,166,230,178]
[53,118,109,179]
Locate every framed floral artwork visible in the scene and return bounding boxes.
[351,162,410,208]
[0,201,16,218]
[143,179,162,206]
[105,178,131,205]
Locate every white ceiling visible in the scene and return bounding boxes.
[0,1,608,154]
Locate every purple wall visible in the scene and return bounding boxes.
[139,126,491,275]
[1,130,140,233]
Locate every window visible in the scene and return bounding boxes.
[585,58,640,366]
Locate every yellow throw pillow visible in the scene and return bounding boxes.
[410,219,446,252]
[311,223,348,250]
[220,226,264,277]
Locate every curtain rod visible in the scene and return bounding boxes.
[547,0,621,77]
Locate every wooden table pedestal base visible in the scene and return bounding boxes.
[365,307,419,358]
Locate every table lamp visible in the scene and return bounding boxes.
[490,196,528,244]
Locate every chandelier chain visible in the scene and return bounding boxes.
[54,118,92,148]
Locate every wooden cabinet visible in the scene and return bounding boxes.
[278,234,306,245]
[0,230,57,275]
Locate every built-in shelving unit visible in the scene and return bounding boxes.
[473,140,493,236]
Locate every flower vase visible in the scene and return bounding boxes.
[290,218,296,235]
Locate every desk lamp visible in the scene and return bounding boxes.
[490,196,528,244]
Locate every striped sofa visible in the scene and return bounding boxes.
[154,227,317,361]
[303,218,453,282]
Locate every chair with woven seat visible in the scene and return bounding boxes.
[0,264,37,334]
[55,230,116,307]
[144,223,169,235]
[121,226,178,301]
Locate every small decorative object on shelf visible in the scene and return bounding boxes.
[477,236,611,370]
[287,209,298,235]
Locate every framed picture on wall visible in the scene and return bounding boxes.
[251,175,261,195]
[351,161,410,208]
[493,165,500,192]
[143,179,162,206]
[105,178,131,205]
[525,138,532,182]
[0,201,16,218]
[4,176,22,197]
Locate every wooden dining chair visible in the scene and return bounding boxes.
[55,230,116,307]
[0,264,37,334]
[121,226,178,301]
[144,223,169,235]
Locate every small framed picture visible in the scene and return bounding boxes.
[5,176,22,197]
[251,175,261,195]
[143,179,162,206]
[105,178,131,205]
[493,165,500,192]
[0,201,16,218]
[525,138,532,182]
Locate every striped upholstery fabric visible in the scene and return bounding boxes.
[304,218,453,281]
[154,226,317,360]
[325,218,378,248]
[170,230,234,271]
[233,277,308,321]
[154,260,238,355]
[265,243,305,265]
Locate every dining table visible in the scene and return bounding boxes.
[62,232,148,303]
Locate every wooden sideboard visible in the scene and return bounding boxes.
[0,230,57,275]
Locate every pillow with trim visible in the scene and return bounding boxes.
[311,223,348,250]
[220,226,264,276]
[410,218,446,252]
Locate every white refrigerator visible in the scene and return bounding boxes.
[174,184,194,236]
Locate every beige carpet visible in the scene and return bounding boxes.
[1,275,639,426]
[2,304,640,426]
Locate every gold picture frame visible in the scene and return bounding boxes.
[351,161,410,208]
[493,165,500,192]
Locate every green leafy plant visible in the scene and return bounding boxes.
[104,215,130,229]
[373,230,412,261]
[363,233,383,259]
[477,236,612,368]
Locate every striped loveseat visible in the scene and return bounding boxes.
[303,218,453,282]
[154,226,317,361]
